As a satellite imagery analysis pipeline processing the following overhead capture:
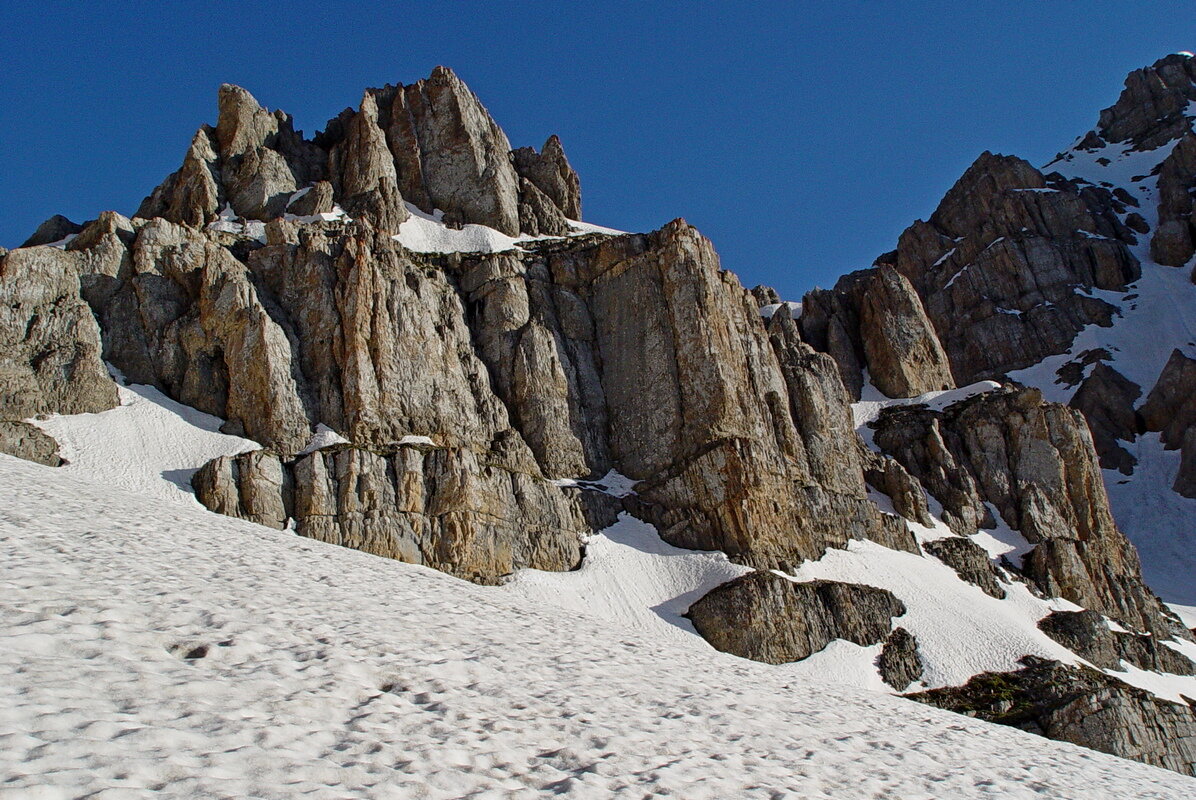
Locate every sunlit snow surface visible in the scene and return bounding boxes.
[394,203,624,254]
[5,454,1196,797]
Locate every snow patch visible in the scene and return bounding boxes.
[297,424,349,455]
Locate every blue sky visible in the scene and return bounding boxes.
[5,1,1196,297]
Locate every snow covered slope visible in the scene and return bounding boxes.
[3,452,1195,798]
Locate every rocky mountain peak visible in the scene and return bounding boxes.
[1096,52,1196,149]
[137,68,583,237]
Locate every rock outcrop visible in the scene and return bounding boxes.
[1038,610,1196,675]
[1067,362,1141,474]
[9,60,1196,778]
[0,244,118,423]
[1095,53,1196,150]
[910,656,1196,777]
[139,68,582,239]
[0,420,61,466]
[800,264,953,399]
[872,387,1180,637]
[877,627,924,690]
[686,572,905,665]
[192,442,589,583]
[923,537,1006,599]
[1140,349,1196,449]
[803,152,1139,395]
[512,135,582,220]
[21,215,82,248]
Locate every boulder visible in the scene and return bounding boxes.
[877,627,924,690]
[0,421,61,466]
[687,571,905,665]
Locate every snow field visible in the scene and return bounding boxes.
[3,454,1195,798]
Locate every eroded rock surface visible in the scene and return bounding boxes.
[923,537,1006,599]
[0,245,118,422]
[193,443,588,583]
[0,421,61,466]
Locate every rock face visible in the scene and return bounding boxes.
[923,537,1006,599]
[910,656,1196,777]
[139,68,582,238]
[686,571,905,665]
[1038,611,1196,675]
[0,245,118,423]
[1096,53,1196,149]
[1139,349,1196,497]
[803,152,1139,395]
[9,61,1196,778]
[192,443,588,583]
[512,135,582,220]
[1067,362,1141,475]
[800,265,953,399]
[1140,349,1196,449]
[872,387,1178,637]
[21,215,82,248]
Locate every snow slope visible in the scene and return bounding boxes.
[32,379,259,505]
[4,454,1195,798]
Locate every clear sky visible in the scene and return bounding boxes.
[5,1,1196,298]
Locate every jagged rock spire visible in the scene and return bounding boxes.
[134,67,583,237]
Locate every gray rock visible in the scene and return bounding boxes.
[874,386,1181,637]
[1140,348,1196,449]
[1150,133,1196,266]
[863,450,934,527]
[858,265,954,397]
[1174,427,1196,498]
[21,214,82,248]
[378,67,522,234]
[328,93,408,231]
[1097,52,1196,149]
[517,178,572,236]
[287,181,334,217]
[512,134,582,220]
[1068,362,1141,474]
[0,420,62,466]
[923,537,1006,599]
[687,572,905,665]
[194,441,588,584]
[136,127,222,227]
[0,246,117,420]
[878,627,924,690]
